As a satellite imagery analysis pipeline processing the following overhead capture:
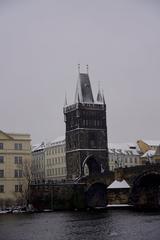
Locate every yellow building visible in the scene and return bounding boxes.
[137,140,160,164]
[137,140,160,154]
[0,130,31,208]
[153,145,160,163]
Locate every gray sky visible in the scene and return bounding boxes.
[0,0,160,144]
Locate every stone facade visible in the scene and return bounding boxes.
[0,130,31,208]
[30,183,86,210]
[107,188,130,205]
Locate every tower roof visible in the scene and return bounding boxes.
[74,73,94,103]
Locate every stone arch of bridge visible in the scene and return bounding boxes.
[130,171,160,209]
[85,182,107,208]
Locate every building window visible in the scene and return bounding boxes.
[14,170,23,178]
[0,170,4,178]
[15,143,22,150]
[15,156,22,164]
[15,185,22,192]
[0,185,4,192]
[0,156,4,163]
[0,143,3,149]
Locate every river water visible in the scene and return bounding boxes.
[0,209,160,240]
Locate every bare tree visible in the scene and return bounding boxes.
[22,158,32,206]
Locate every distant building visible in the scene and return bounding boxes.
[137,140,160,164]
[108,143,141,171]
[45,137,66,181]
[31,137,66,182]
[31,142,45,182]
[137,140,160,153]
[32,138,156,179]
[0,130,31,208]
[153,145,160,163]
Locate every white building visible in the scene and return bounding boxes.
[45,136,66,181]
[31,142,45,182]
[31,136,66,182]
[108,143,141,171]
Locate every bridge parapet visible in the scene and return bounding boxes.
[114,163,160,186]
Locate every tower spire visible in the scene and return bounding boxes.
[102,90,106,104]
[86,64,89,74]
[64,92,68,106]
[78,64,80,74]
[77,93,80,103]
[97,82,103,103]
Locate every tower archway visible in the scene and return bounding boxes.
[82,155,101,177]
[85,182,107,208]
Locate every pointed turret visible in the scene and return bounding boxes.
[97,88,103,103]
[64,93,68,106]
[102,90,106,104]
[77,93,80,103]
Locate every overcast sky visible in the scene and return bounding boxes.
[0,0,160,144]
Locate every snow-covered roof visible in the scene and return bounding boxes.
[32,142,45,152]
[109,143,135,150]
[46,136,65,147]
[107,180,130,189]
[141,150,156,158]
[52,135,65,143]
[143,140,160,146]
[108,143,139,155]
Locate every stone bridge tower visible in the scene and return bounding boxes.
[63,68,109,181]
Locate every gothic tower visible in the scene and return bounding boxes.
[63,68,109,180]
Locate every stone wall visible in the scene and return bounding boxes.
[107,189,130,205]
[29,183,86,211]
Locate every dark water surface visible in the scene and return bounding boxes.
[0,210,160,240]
